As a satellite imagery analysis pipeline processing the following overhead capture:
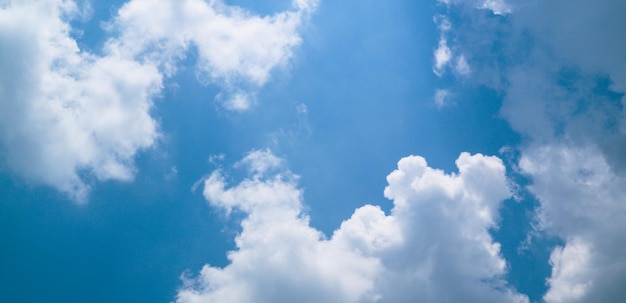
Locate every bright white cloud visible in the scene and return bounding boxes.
[180,150,382,303]
[432,15,452,76]
[432,16,471,77]
[0,0,161,202]
[177,150,528,303]
[433,38,452,76]
[544,238,592,303]
[0,0,315,201]
[108,0,317,110]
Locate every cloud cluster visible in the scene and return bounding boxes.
[0,0,315,201]
[0,0,161,201]
[433,1,626,301]
[108,0,317,110]
[520,145,626,303]
[177,150,528,303]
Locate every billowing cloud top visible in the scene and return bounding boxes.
[177,150,528,303]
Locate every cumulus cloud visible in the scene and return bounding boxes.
[0,0,315,200]
[434,1,626,300]
[433,39,452,76]
[0,0,161,202]
[177,150,528,303]
[108,0,317,110]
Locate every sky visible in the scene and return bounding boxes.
[1,0,625,302]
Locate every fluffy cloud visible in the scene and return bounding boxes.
[177,150,528,303]
[108,0,317,109]
[0,0,315,201]
[179,150,382,303]
[0,0,161,202]
[432,1,626,300]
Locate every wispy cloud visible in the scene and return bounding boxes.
[108,0,318,110]
[434,88,455,108]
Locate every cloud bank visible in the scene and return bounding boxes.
[177,150,528,303]
[433,1,626,301]
[0,0,315,201]
[521,145,626,303]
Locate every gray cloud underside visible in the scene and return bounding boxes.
[435,1,626,301]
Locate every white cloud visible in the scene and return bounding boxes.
[0,0,161,202]
[433,39,452,76]
[234,149,284,177]
[0,0,316,200]
[108,0,317,110]
[216,90,255,111]
[480,0,511,15]
[433,2,626,300]
[432,16,471,77]
[520,144,626,303]
[544,238,592,303]
[434,88,455,108]
[433,15,452,76]
[181,150,382,303]
[177,150,528,303]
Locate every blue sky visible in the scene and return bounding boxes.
[1,0,625,302]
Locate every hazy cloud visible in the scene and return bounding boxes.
[520,144,626,303]
[434,1,626,300]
